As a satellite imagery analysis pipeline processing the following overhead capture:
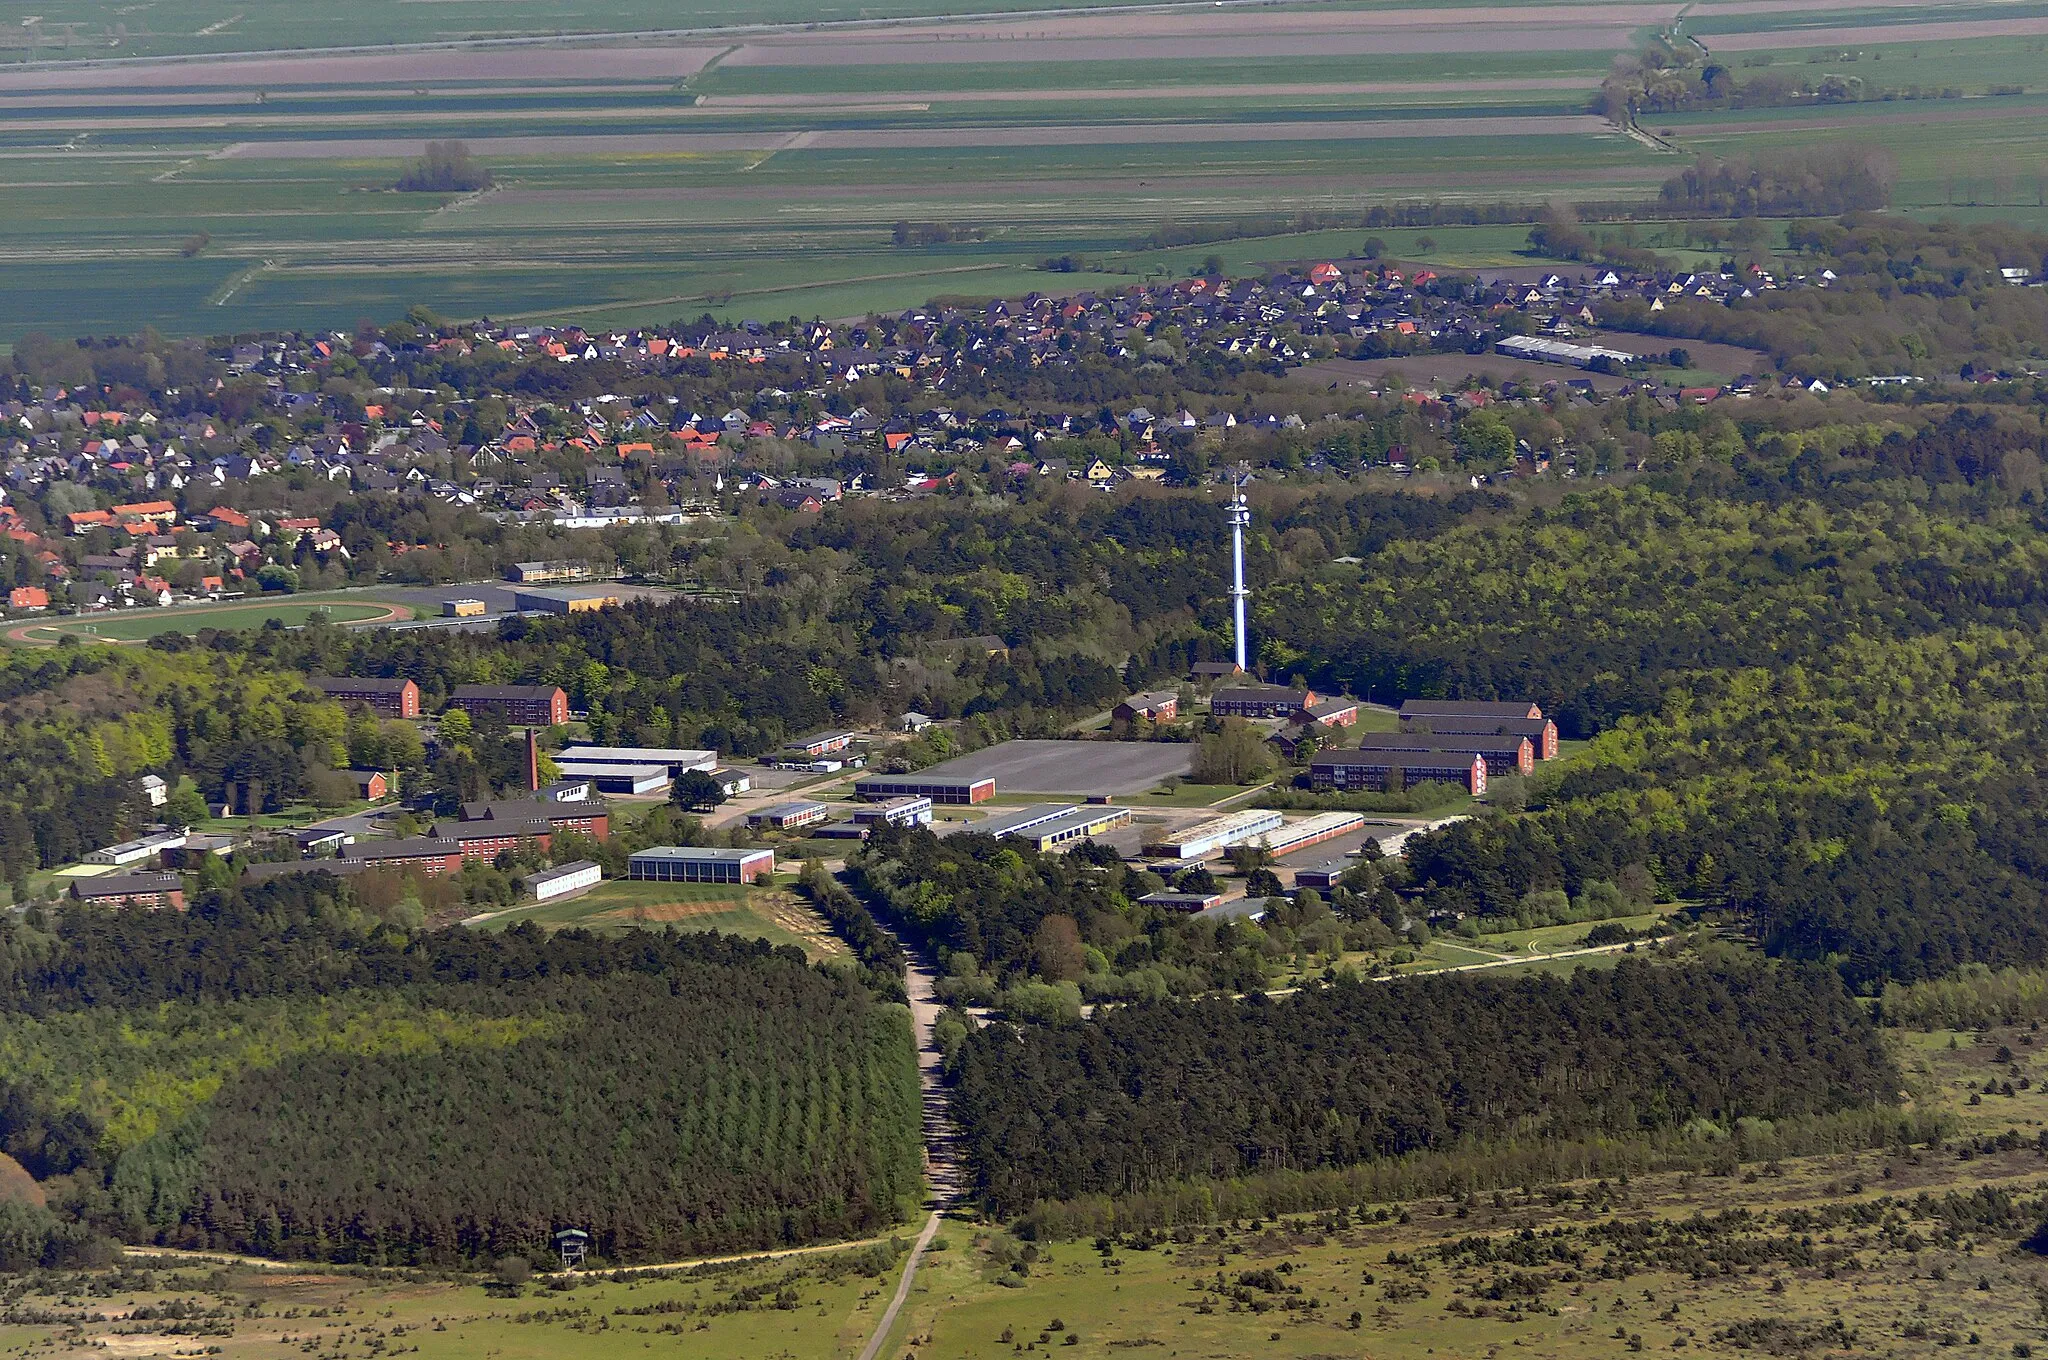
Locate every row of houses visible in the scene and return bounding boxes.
[1307,699,1559,795]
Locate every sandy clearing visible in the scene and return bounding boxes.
[0,45,721,93]
[220,113,1618,158]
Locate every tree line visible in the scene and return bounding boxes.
[947,960,1896,1217]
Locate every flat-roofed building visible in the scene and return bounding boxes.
[750,800,831,831]
[1290,861,1352,890]
[855,774,995,805]
[966,804,1076,839]
[443,598,487,618]
[544,762,668,795]
[513,586,622,615]
[851,796,933,828]
[629,845,775,884]
[1139,889,1225,912]
[1013,805,1133,851]
[787,729,858,757]
[522,859,602,902]
[556,745,718,776]
[85,828,188,867]
[1250,811,1368,857]
[508,560,595,584]
[307,676,420,718]
[1142,808,1285,860]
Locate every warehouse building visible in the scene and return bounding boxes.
[965,804,1076,838]
[855,774,996,805]
[750,801,831,831]
[851,796,933,828]
[1494,335,1639,369]
[1309,750,1488,795]
[556,745,718,775]
[1353,731,1534,776]
[1250,811,1368,857]
[448,683,568,726]
[1142,808,1285,860]
[69,871,185,910]
[710,767,753,796]
[545,762,668,795]
[308,676,420,718]
[629,845,775,884]
[513,586,623,615]
[508,560,595,584]
[521,860,603,903]
[1011,805,1133,851]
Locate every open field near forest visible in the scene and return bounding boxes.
[4,593,412,644]
[470,878,848,960]
[0,3,2041,337]
[0,1020,2043,1360]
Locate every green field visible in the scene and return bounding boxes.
[472,877,848,960]
[9,594,407,644]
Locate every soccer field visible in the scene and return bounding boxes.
[5,596,409,645]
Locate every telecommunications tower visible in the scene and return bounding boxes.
[1227,465,1252,672]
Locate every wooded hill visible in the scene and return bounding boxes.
[0,875,922,1265]
[948,961,1896,1217]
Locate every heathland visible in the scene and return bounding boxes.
[0,0,2044,336]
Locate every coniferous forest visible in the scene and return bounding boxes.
[947,961,1897,1217]
[0,875,922,1265]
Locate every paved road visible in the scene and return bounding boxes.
[857,943,959,1360]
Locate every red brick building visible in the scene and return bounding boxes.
[309,676,421,718]
[70,872,185,910]
[449,683,569,726]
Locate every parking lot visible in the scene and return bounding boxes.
[916,739,1194,797]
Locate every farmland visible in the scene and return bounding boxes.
[0,0,2041,337]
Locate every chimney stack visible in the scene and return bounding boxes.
[526,729,541,793]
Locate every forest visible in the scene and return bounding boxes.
[946,960,1897,1217]
[0,875,922,1265]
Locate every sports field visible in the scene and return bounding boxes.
[5,594,411,644]
[0,0,2040,335]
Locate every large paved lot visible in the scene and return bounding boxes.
[919,739,1193,797]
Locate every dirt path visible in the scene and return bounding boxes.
[857,944,959,1360]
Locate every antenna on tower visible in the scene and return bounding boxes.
[1227,463,1252,673]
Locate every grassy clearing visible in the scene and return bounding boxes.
[10,596,405,644]
[470,878,846,960]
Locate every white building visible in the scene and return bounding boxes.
[522,860,603,902]
[85,828,189,867]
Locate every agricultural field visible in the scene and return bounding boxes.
[0,1,2042,337]
[3,592,414,645]
[470,877,848,960]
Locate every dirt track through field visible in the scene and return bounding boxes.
[222,113,1616,159]
[0,46,722,93]
[1707,14,2048,48]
